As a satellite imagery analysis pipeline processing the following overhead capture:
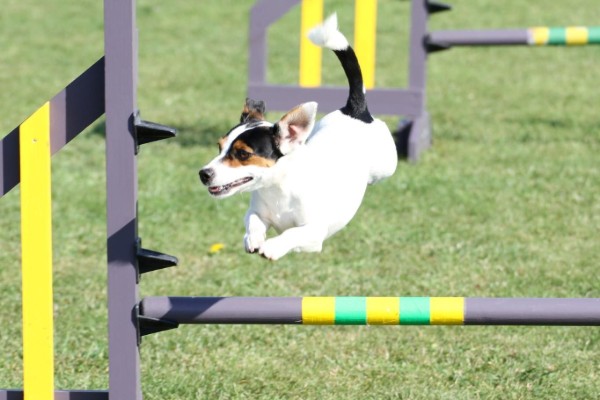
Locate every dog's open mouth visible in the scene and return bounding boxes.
[208,177,253,196]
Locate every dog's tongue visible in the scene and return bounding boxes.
[207,177,252,196]
[209,185,227,195]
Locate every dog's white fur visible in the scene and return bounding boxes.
[201,14,397,260]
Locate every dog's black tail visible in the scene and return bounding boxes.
[308,13,373,123]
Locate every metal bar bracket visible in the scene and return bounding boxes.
[136,305,179,343]
[136,238,178,281]
[133,111,177,154]
[427,0,452,14]
[425,36,452,53]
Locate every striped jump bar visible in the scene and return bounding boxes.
[529,26,600,45]
[303,296,462,325]
[139,297,600,326]
[428,27,600,48]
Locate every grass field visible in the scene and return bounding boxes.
[1,0,599,399]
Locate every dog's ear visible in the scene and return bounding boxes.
[274,102,317,155]
[241,98,266,123]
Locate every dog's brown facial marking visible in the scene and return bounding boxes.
[223,139,276,168]
[220,123,283,169]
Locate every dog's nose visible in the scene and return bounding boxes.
[199,168,214,185]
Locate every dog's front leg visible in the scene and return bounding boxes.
[244,211,269,253]
[259,224,327,261]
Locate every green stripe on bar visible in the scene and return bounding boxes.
[547,27,566,45]
[589,27,600,44]
[335,297,367,325]
[400,297,430,325]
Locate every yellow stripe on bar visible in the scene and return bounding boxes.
[366,297,399,325]
[299,0,323,87]
[354,0,377,89]
[430,297,464,325]
[529,27,550,45]
[566,26,589,45]
[302,297,335,324]
[19,102,54,400]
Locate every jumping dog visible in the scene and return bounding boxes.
[199,14,397,260]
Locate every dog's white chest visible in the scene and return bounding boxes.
[250,188,303,233]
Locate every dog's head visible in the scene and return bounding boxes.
[199,98,317,198]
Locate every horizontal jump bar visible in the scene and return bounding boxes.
[139,297,600,326]
[428,26,600,47]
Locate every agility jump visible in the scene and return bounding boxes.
[1,1,599,400]
[248,0,600,160]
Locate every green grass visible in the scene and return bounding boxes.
[1,0,599,399]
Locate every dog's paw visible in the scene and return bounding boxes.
[258,238,289,261]
[244,233,265,254]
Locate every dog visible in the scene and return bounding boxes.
[199,14,397,260]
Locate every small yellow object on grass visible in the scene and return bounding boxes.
[209,243,225,254]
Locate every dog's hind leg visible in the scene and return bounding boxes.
[258,224,328,261]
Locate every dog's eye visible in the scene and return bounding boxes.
[236,149,251,161]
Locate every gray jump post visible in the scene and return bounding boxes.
[104,0,177,399]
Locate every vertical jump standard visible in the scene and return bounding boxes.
[1,1,599,400]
